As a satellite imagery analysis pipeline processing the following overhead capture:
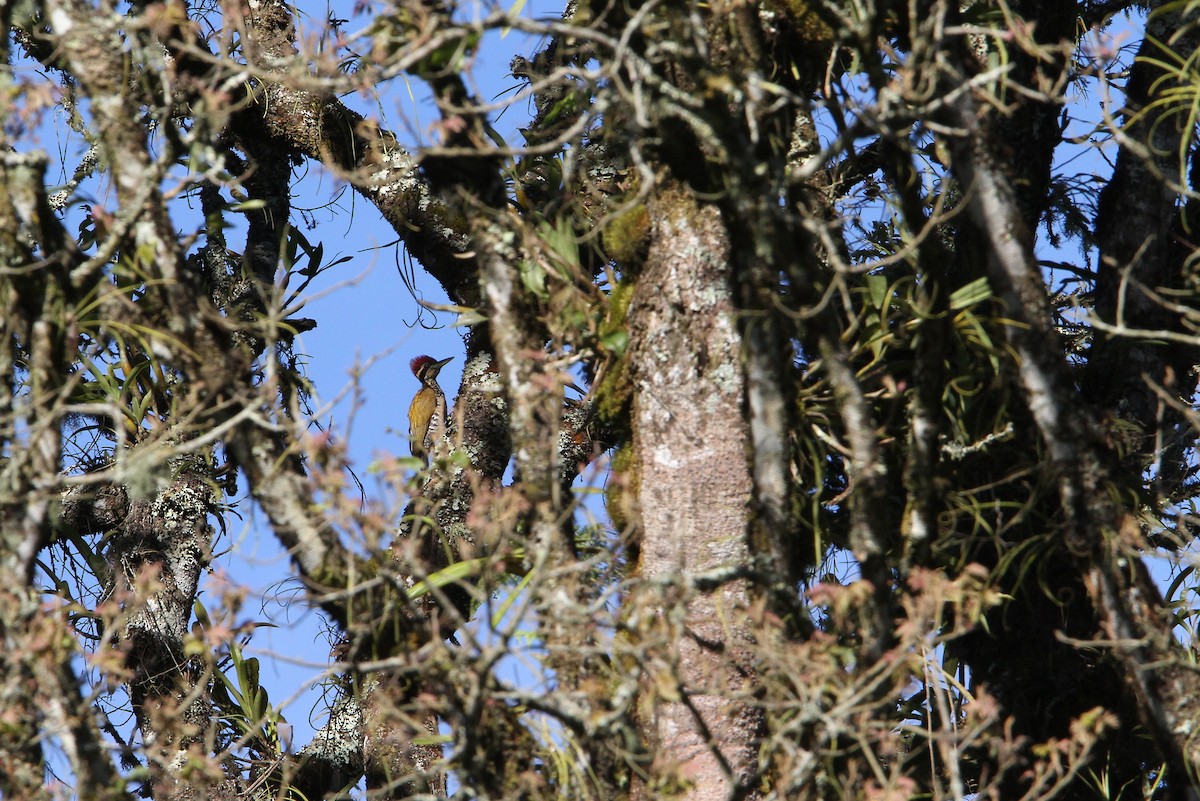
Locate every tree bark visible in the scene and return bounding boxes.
[628,183,762,801]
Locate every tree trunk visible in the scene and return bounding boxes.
[628,183,762,801]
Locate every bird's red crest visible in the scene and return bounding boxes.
[410,355,437,376]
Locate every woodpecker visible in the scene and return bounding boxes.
[408,355,453,462]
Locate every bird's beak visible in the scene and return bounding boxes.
[430,356,453,376]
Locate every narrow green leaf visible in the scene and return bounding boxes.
[949,277,992,310]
